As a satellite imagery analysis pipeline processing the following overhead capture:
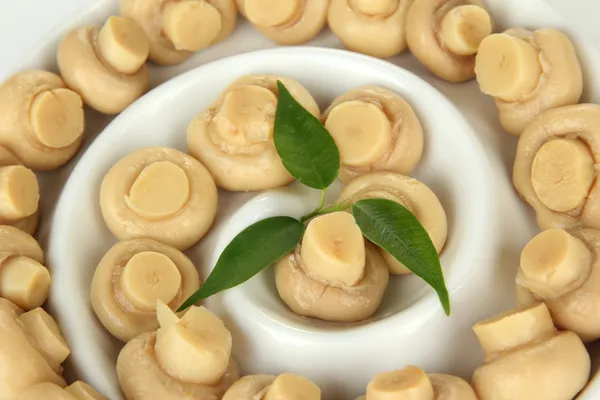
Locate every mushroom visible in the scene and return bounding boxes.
[406,0,493,82]
[57,16,150,115]
[0,298,70,399]
[475,28,583,135]
[223,373,321,399]
[237,0,328,45]
[471,302,590,400]
[65,381,109,400]
[90,238,201,342]
[322,86,423,183]
[117,301,239,399]
[0,225,51,310]
[187,74,320,191]
[513,104,600,230]
[100,146,218,250]
[328,0,414,58]
[121,0,238,66]
[0,70,85,170]
[337,172,447,275]
[17,382,107,400]
[275,211,389,322]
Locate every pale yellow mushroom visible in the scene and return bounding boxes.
[406,0,493,82]
[0,70,85,170]
[65,381,109,400]
[188,75,320,191]
[90,239,201,342]
[223,373,320,400]
[57,16,150,115]
[275,212,389,322]
[475,28,582,135]
[117,302,239,399]
[17,382,107,400]
[322,86,423,183]
[237,0,328,45]
[513,104,600,230]
[100,146,218,250]
[338,172,447,275]
[328,0,414,58]
[472,303,590,400]
[122,0,238,66]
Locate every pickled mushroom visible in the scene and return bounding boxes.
[223,373,321,400]
[18,382,107,400]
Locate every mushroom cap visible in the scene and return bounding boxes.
[513,104,600,231]
[16,382,77,400]
[187,74,320,191]
[328,0,413,58]
[0,225,44,263]
[322,86,423,183]
[0,70,84,170]
[275,243,389,322]
[90,238,201,342]
[117,331,240,400]
[429,373,477,400]
[100,146,218,250]
[222,374,276,400]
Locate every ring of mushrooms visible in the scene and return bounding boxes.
[322,86,423,183]
[17,382,107,400]
[338,172,447,275]
[406,0,493,83]
[57,16,150,115]
[223,373,321,400]
[471,302,590,400]
[237,0,328,45]
[121,0,238,66]
[0,299,71,399]
[356,365,477,400]
[100,146,218,250]
[0,226,51,310]
[0,70,85,170]
[90,238,201,342]
[513,104,600,231]
[475,28,583,135]
[187,74,320,191]
[117,301,239,399]
[328,0,413,58]
[275,211,389,322]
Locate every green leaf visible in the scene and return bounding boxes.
[352,198,451,315]
[274,80,340,189]
[177,217,304,311]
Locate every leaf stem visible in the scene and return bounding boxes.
[300,197,349,224]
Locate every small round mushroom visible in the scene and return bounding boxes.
[0,70,85,170]
[275,211,389,322]
[475,28,583,135]
[322,86,423,183]
[513,104,600,230]
[17,381,107,400]
[187,74,320,191]
[472,302,590,400]
[338,172,447,275]
[90,239,201,342]
[223,373,321,400]
[406,0,493,82]
[117,302,239,399]
[328,0,414,58]
[57,16,150,115]
[100,146,218,250]
[0,225,51,310]
[122,0,238,66]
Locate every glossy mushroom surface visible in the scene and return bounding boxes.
[322,86,423,183]
[17,381,107,400]
[187,74,320,191]
[223,373,321,400]
[100,146,218,250]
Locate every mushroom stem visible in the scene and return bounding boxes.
[245,0,302,27]
[20,307,70,370]
[264,373,321,400]
[0,166,39,221]
[366,366,435,400]
[0,256,51,310]
[163,0,223,52]
[350,0,398,16]
[440,5,492,56]
[97,16,150,75]
[65,381,108,399]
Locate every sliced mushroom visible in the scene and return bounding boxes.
[475,28,583,135]
[117,302,239,399]
[322,86,423,183]
[338,172,447,275]
[187,75,320,191]
[0,70,85,170]
[328,0,414,58]
[122,0,238,66]
[406,0,493,82]
[513,104,600,230]
[275,212,389,322]
[17,382,107,400]
[90,238,201,342]
[57,16,150,115]
[472,302,590,400]
[100,146,218,250]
